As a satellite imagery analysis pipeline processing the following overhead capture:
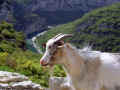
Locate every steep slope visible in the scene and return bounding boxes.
[0,0,47,38]
[36,3,120,52]
[0,0,120,38]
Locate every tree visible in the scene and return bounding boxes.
[0,21,26,53]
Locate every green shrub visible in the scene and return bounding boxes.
[0,66,15,72]
[53,65,66,77]
[1,29,14,38]
[0,52,8,65]
[0,21,26,53]
[0,43,15,53]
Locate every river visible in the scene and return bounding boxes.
[31,31,47,54]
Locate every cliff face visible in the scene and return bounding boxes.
[0,0,120,38]
[29,0,120,11]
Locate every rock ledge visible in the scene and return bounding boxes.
[0,71,43,90]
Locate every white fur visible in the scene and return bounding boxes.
[40,39,55,64]
[99,53,120,88]
[62,45,120,90]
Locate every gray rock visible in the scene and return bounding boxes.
[0,71,75,90]
[0,71,28,83]
[11,81,44,90]
[48,77,73,90]
[0,71,43,90]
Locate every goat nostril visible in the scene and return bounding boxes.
[40,60,44,65]
[40,60,48,66]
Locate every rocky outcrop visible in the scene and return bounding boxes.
[48,77,73,90]
[0,70,78,90]
[0,71,74,90]
[0,71,43,90]
[0,0,47,38]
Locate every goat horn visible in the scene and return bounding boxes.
[53,33,63,39]
[55,34,73,42]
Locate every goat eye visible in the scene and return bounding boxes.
[49,46,52,49]
[56,42,63,46]
[57,43,62,46]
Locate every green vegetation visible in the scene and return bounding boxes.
[36,3,120,52]
[0,21,25,53]
[0,51,65,87]
[0,21,66,87]
[0,50,49,87]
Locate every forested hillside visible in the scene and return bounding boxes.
[36,3,120,52]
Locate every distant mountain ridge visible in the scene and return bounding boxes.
[0,0,120,38]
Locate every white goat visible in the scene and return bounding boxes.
[40,33,120,90]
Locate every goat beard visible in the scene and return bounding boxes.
[48,63,54,67]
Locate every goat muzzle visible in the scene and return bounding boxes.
[40,60,49,66]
